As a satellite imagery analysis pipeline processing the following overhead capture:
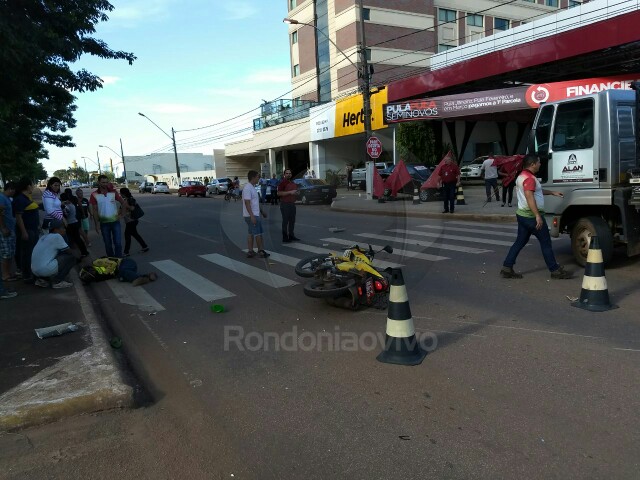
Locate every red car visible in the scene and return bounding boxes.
[178,181,207,197]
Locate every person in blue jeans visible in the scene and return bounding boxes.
[90,175,126,257]
[501,154,572,280]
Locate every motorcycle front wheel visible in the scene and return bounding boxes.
[295,254,330,278]
[303,278,356,298]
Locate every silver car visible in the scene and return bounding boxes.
[460,156,487,179]
[152,181,170,194]
[206,178,230,195]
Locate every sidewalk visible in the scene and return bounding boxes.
[0,189,134,432]
[331,184,517,223]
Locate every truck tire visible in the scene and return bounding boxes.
[571,216,613,267]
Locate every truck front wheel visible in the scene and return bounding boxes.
[571,216,613,267]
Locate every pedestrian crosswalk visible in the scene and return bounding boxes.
[105,220,525,312]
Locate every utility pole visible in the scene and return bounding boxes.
[120,138,128,186]
[172,127,181,186]
[96,151,101,174]
[357,0,372,144]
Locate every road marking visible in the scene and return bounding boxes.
[200,253,298,288]
[176,230,220,244]
[321,237,449,262]
[613,348,640,352]
[254,251,303,267]
[416,224,517,237]
[150,259,235,301]
[451,319,606,339]
[355,233,491,254]
[415,327,486,338]
[449,220,517,230]
[388,228,515,247]
[282,243,404,269]
[106,279,166,312]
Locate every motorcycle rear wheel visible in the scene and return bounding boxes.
[303,279,356,298]
[295,254,330,278]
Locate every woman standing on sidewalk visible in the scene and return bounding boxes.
[119,188,149,256]
[42,177,64,230]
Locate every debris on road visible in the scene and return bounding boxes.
[328,227,345,233]
[35,322,79,339]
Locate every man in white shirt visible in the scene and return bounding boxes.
[480,156,500,202]
[242,170,269,258]
[31,219,75,288]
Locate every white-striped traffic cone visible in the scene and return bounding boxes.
[413,186,420,205]
[376,268,427,365]
[456,184,466,205]
[572,236,617,312]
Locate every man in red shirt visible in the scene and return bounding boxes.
[439,155,461,213]
[277,169,299,243]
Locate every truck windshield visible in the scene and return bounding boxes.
[552,99,594,151]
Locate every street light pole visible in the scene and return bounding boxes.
[99,141,128,186]
[138,112,181,186]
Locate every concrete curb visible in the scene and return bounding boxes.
[330,203,516,223]
[0,282,134,432]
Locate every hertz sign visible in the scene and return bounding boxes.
[334,89,388,138]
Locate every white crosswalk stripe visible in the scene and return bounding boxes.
[282,242,404,269]
[416,224,517,237]
[253,250,303,267]
[448,220,517,230]
[321,237,449,262]
[388,228,514,247]
[355,233,491,254]
[150,259,236,301]
[200,253,298,288]
[106,279,165,312]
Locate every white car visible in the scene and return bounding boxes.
[206,178,231,195]
[152,181,170,194]
[460,156,487,179]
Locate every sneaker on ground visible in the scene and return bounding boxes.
[140,247,149,253]
[500,267,523,279]
[35,279,49,288]
[550,266,572,279]
[258,250,270,258]
[0,291,18,299]
[52,280,73,289]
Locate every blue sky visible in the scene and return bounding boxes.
[46,0,292,175]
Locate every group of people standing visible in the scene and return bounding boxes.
[241,168,300,259]
[0,174,151,299]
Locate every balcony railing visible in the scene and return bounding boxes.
[253,99,321,131]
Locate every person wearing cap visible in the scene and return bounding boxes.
[31,219,75,288]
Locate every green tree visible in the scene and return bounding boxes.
[0,0,136,177]
[396,122,437,167]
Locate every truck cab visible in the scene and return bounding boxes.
[529,89,640,265]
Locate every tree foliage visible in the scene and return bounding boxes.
[396,122,437,166]
[0,0,136,179]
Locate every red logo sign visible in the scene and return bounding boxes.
[366,136,382,159]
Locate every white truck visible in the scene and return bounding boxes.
[529,86,640,266]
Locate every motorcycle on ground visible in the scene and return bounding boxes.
[224,187,241,202]
[294,244,394,310]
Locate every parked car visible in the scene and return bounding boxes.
[152,181,170,194]
[460,156,487,179]
[178,180,207,197]
[293,178,337,205]
[206,178,231,195]
[139,181,153,193]
[379,163,432,195]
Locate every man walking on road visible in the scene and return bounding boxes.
[481,155,500,202]
[277,169,299,243]
[501,154,572,280]
[90,175,126,258]
[243,170,269,258]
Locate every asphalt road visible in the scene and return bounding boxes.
[2,190,639,479]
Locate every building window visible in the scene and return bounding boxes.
[293,64,300,77]
[494,18,509,30]
[438,44,456,53]
[569,0,581,6]
[291,31,298,45]
[466,14,483,27]
[289,0,296,10]
[439,8,456,23]
[545,0,558,6]
[362,8,370,21]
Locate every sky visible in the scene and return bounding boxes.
[45,0,293,176]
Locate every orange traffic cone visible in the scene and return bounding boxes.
[572,236,617,312]
[376,268,427,365]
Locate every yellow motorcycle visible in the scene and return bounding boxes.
[295,244,394,309]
